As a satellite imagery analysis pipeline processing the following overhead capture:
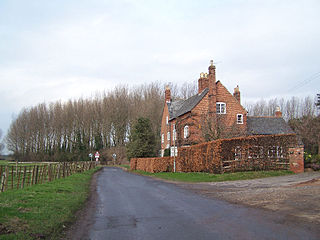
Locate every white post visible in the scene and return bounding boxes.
[173,128,176,173]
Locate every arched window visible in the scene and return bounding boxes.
[184,125,189,138]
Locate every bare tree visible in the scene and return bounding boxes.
[0,129,4,154]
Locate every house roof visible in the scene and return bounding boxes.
[168,88,209,120]
[247,117,295,135]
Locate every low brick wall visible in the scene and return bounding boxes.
[288,147,304,173]
[131,134,304,174]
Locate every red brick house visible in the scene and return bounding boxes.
[160,61,294,157]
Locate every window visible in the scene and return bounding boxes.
[173,124,176,141]
[237,114,243,124]
[216,102,226,114]
[170,146,178,157]
[268,146,283,158]
[167,131,170,141]
[184,125,189,138]
[166,116,169,125]
[161,134,164,143]
[234,146,242,160]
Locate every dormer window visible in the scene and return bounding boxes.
[216,102,226,114]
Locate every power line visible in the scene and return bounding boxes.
[288,71,320,93]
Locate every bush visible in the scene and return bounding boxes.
[163,148,170,157]
[310,163,320,171]
[304,153,320,170]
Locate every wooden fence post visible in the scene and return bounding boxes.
[27,166,31,186]
[17,166,21,189]
[41,165,46,184]
[22,166,27,189]
[0,166,5,192]
[4,166,9,192]
[35,166,39,184]
[48,165,52,182]
[11,167,14,190]
[31,166,35,186]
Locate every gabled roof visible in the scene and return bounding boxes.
[168,88,209,120]
[247,117,295,135]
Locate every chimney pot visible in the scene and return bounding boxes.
[275,106,282,117]
[233,85,241,103]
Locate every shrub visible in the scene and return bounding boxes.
[163,148,170,157]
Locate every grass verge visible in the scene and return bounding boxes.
[132,170,294,182]
[0,167,101,240]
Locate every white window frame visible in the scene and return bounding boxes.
[161,133,164,143]
[173,129,176,141]
[237,114,243,124]
[184,125,189,139]
[216,102,226,114]
[166,116,169,125]
[167,131,170,141]
[172,124,176,141]
[170,146,178,157]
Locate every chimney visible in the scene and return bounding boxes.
[165,85,171,103]
[233,85,240,103]
[198,72,209,93]
[208,60,217,115]
[275,106,282,117]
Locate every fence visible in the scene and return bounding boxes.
[0,161,98,193]
[131,134,304,174]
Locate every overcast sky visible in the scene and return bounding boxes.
[1,0,320,139]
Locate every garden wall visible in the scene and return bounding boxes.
[130,134,304,174]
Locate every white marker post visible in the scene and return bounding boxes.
[89,153,93,161]
[95,151,100,162]
[112,153,117,165]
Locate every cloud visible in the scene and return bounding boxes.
[0,0,320,139]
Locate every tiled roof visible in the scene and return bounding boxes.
[247,116,295,135]
[168,88,209,120]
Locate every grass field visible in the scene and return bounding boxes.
[0,167,101,240]
[132,170,294,182]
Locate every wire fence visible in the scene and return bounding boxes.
[0,161,98,193]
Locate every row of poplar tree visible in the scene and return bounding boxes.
[5,81,320,161]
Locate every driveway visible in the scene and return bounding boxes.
[67,168,319,240]
[177,172,320,224]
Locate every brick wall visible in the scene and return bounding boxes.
[288,146,304,173]
[215,81,247,132]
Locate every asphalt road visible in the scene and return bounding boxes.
[83,167,319,240]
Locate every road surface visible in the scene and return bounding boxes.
[71,167,320,240]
